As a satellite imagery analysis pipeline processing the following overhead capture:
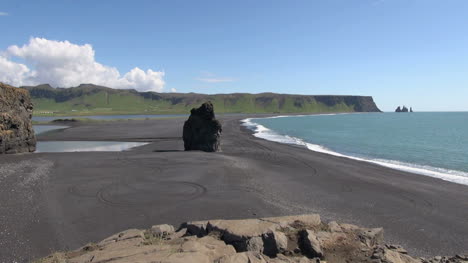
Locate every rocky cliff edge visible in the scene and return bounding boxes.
[36,214,467,263]
[0,82,36,154]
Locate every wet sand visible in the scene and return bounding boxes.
[0,115,467,262]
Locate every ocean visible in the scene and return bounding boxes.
[242,112,468,186]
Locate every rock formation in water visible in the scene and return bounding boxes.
[410,107,414,112]
[0,83,36,154]
[396,106,412,113]
[36,214,468,263]
[183,101,222,152]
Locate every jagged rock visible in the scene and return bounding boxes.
[218,251,267,263]
[396,106,411,113]
[358,227,384,247]
[36,214,466,263]
[372,246,420,263]
[327,221,342,233]
[421,254,468,263]
[186,214,321,253]
[183,101,222,152]
[185,220,209,237]
[0,82,36,154]
[269,255,316,263]
[262,230,288,256]
[387,244,408,254]
[179,236,236,260]
[151,224,175,237]
[246,236,264,253]
[299,230,323,259]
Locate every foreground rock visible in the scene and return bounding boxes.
[37,214,467,263]
[0,82,36,154]
[183,101,222,152]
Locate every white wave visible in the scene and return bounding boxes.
[252,112,352,120]
[241,117,468,186]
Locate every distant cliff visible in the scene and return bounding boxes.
[22,84,381,115]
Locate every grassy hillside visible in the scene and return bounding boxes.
[21,84,381,116]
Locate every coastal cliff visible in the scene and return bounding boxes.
[22,84,381,115]
[0,83,36,154]
[36,214,467,263]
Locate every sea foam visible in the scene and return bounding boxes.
[242,117,468,186]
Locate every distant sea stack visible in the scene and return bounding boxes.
[22,84,382,114]
[0,83,36,154]
[395,106,413,113]
[183,101,222,152]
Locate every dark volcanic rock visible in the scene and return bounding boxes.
[0,83,36,154]
[396,105,412,113]
[183,102,222,152]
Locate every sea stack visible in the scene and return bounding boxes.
[395,106,411,113]
[183,101,222,152]
[0,83,36,154]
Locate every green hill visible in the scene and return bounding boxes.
[20,84,381,116]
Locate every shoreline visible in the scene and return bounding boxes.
[1,115,467,261]
[241,114,468,186]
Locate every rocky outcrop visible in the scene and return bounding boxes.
[0,83,36,154]
[395,106,411,113]
[183,101,222,152]
[36,214,467,263]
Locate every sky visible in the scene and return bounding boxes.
[1,0,468,111]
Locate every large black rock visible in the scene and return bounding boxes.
[183,102,222,152]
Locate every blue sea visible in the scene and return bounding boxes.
[243,112,468,186]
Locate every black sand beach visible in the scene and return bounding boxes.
[1,115,467,262]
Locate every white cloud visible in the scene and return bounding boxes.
[0,12,8,16]
[170,88,177,92]
[0,56,31,85]
[0,37,165,92]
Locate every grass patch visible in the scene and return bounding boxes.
[141,230,165,246]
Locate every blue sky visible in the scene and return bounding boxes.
[1,0,468,111]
